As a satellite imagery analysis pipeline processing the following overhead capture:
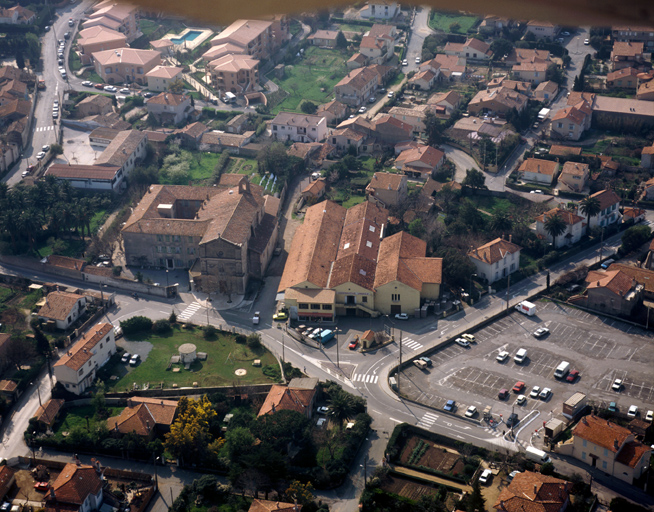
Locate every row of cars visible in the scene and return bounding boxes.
[80,81,156,98]
[120,352,140,366]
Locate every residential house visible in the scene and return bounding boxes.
[590,94,654,132]
[145,65,183,92]
[94,129,147,178]
[258,383,317,419]
[45,164,124,192]
[612,25,654,50]
[493,471,571,512]
[0,380,18,404]
[249,500,301,512]
[329,127,366,153]
[45,462,104,512]
[417,178,461,211]
[359,24,396,65]
[77,26,126,66]
[610,41,644,71]
[550,99,592,141]
[199,131,255,154]
[563,414,651,484]
[643,176,654,198]
[468,236,521,284]
[525,20,558,38]
[301,178,327,202]
[107,397,178,437]
[504,48,550,66]
[448,117,509,139]
[146,93,192,125]
[316,99,347,125]
[512,60,548,84]
[372,114,413,144]
[408,68,439,90]
[149,38,175,56]
[443,38,492,61]
[92,47,161,85]
[76,94,114,118]
[467,87,528,115]
[395,145,445,179]
[122,178,278,294]
[208,54,259,96]
[427,90,461,117]
[518,158,560,185]
[174,121,209,149]
[536,208,586,248]
[533,81,559,103]
[0,5,35,24]
[308,30,341,47]
[38,291,87,330]
[478,15,510,35]
[606,67,639,90]
[347,53,368,70]
[89,127,126,148]
[359,1,399,19]
[225,113,251,134]
[209,19,278,61]
[201,42,246,63]
[271,112,327,143]
[53,323,116,394]
[622,207,646,224]
[85,2,140,43]
[388,104,431,133]
[558,161,589,192]
[33,398,65,429]
[430,54,466,80]
[0,467,15,502]
[365,172,407,207]
[636,79,654,101]
[587,189,621,228]
[334,67,380,106]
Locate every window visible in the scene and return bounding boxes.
[175,247,181,254]
[157,246,162,253]
[88,361,92,367]
[362,296,368,303]
[581,451,586,460]
[165,235,171,242]
[604,448,608,457]
[167,247,172,254]
[174,235,180,242]
[100,343,103,349]
[322,304,332,310]
[187,247,195,255]
[188,236,193,242]
[310,304,320,310]
[583,439,587,447]
[78,369,84,376]
[298,303,308,309]
[602,460,607,470]
[157,234,163,242]
[391,293,400,301]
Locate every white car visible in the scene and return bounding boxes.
[129,354,140,366]
[53,99,59,107]
[561,31,570,36]
[121,352,131,363]
[627,405,638,417]
[317,406,330,414]
[612,378,623,391]
[508,470,521,480]
[394,313,408,320]
[533,327,549,338]
[82,81,93,87]
[455,337,470,348]
[539,387,552,400]
[402,59,408,66]
[516,395,526,405]
[387,91,394,98]
[41,145,50,152]
[52,110,59,119]
[104,85,118,93]
[479,469,492,484]
[496,351,509,362]
[465,405,477,418]
[119,88,130,94]
[584,38,590,45]
[645,410,653,422]
[530,386,541,398]
[36,151,46,160]
[358,106,367,113]
[316,417,327,428]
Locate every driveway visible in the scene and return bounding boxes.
[442,143,480,182]
[404,6,433,73]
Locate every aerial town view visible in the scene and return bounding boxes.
[0,0,653,511]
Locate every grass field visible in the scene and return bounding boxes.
[105,326,279,390]
[187,152,220,182]
[227,157,258,175]
[330,156,400,208]
[89,209,108,235]
[429,11,479,33]
[53,405,124,438]
[270,46,352,114]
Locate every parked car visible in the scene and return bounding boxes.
[516,395,526,405]
[479,469,492,484]
[530,386,541,398]
[42,145,50,152]
[387,91,394,98]
[566,370,580,382]
[496,351,509,362]
[252,311,260,325]
[419,356,432,366]
[508,470,521,480]
[402,59,408,66]
[627,405,639,417]
[539,387,552,400]
[533,327,549,338]
[119,88,130,94]
[143,91,154,98]
[272,310,288,321]
[348,338,359,350]
[455,337,470,348]
[584,38,590,45]
[129,354,140,366]
[464,405,477,417]
[461,333,475,343]
[608,402,617,412]
[317,406,330,414]
[81,80,93,87]
[121,352,131,363]
[36,151,46,160]
[358,106,367,114]
[612,378,623,391]
[316,417,326,428]
[395,313,408,320]
[94,83,105,90]
[34,482,49,491]
[415,56,421,63]
[561,31,570,36]
[645,410,653,422]
[512,381,525,393]
[498,388,509,400]
[104,85,117,93]
[443,399,455,412]
[506,412,519,427]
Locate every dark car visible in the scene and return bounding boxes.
[506,413,519,428]
[566,369,580,382]
[498,388,509,400]
[444,400,455,412]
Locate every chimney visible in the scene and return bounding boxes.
[614,438,619,449]
[582,416,588,425]
[534,484,538,495]
[509,234,512,242]
[115,421,118,432]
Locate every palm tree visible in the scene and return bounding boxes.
[544,214,567,249]
[579,196,602,230]
[490,211,513,233]
[328,391,355,430]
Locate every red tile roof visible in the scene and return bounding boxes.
[519,158,559,176]
[589,189,620,211]
[39,292,85,322]
[494,471,571,512]
[258,384,316,416]
[615,440,651,468]
[33,398,65,427]
[574,414,632,453]
[469,237,521,265]
[248,500,301,512]
[48,463,102,505]
[586,269,637,297]
[536,208,584,226]
[54,323,113,372]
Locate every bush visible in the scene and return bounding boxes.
[112,266,122,277]
[202,324,217,340]
[152,319,172,334]
[120,316,153,335]
[169,311,177,324]
[235,334,247,344]
[246,333,261,350]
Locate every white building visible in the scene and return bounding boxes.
[358,2,399,19]
[53,323,116,395]
[271,112,328,143]
[468,236,521,284]
[38,291,87,330]
[535,208,586,249]
[587,189,622,229]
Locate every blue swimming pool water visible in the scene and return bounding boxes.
[171,30,202,44]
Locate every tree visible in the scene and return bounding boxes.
[579,196,601,227]
[461,168,487,193]
[424,110,445,146]
[546,63,564,85]
[15,52,24,70]
[335,31,347,49]
[449,22,461,33]
[490,38,514,60]
[50,144,64,156]
[168,78,185,94]
[92,381,108,419]
[490,211,513,232]
[621,225,651,254]
[164,396,217,464]
[437,247,476,288]
[328,390,355,429]
[408,218,425,239]
[33,327,50,356]
[300,100,317,114]
[285,480,314,506]
[466,479,486,512]
[544,213,567,248]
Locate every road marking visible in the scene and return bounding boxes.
[352,373,379,384]
[416,412,439,429]
[389,418,403,423]
[178,301,202,321]
[402,338,423,351]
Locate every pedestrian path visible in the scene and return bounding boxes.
[35,126,55,132]
[351,373,379,384]
[416,411,439,429]
[402,337,423,351]
[178,302,202,321]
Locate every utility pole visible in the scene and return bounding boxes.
[335,328,340,368]
[506,273,511,311]
[398,330,402,393]
[282,331,285,363]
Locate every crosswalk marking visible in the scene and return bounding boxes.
[178,302,202,321]
[416,412,439,429]
[402,338,423,351]
[483,427,503,437]
[35,126,55,132]
[351,373,379,384]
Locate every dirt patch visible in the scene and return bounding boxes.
[13,468,58,502]
[381,474,440,501]
[400,436,465,476]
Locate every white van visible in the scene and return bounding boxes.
[554,361,571,379]
[525,446,551,464]
[514,348,527,364]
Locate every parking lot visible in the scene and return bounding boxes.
[400,300,654,426]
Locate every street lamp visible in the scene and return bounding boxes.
[469,273,477,303]
[30,381,42,407]
[153,455,160,490]
[31,431,36,464]
[360,456,368,486]
[334,327,340,369]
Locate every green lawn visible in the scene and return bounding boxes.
[104,326,279,391]
[270,46,353,113]
[336,24,371,33]
[34,238,86,259]
[187,152,220,182]
[329,157,401,207]
[227,157,258,175]
[467,195,523,216]
[53,405,124,438]
[139,19,160,38]
[429,11,479,33]
[388,72,405,87]
[80,69,103,84]
[89,209,108,235]
[0,286,14,305]
[68,47,81,72]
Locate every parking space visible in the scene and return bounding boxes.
[401,300,654,424]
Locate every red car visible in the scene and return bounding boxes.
[94,83,105,90]
[512,381,525,393]
[348,339,359,350]
[566,370,580,382]
[34,482,49,491]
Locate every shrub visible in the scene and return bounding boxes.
[152,319,172,334]
[246,333,261,350]
[112,266,122,277]
[202,324,216,339]
[169,311,177,324]
[120,316,153,335]
[235,333,247,344]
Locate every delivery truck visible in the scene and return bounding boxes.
[525,446,551,464]
[515,301,536,316]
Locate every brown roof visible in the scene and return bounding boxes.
[128,397,178,425]
[272,112,324,129]
[0,380,17,393]
[288,142,322,159]
[612,41,644,58]
[396,145,445,171]
[519,158,559,176]
[39,291,85,322]
[549,145,582,156]
[469,237,521,265]
[92,47,160,67]
[248,500,301,512]
[536,207,584,226]
[33,398,65,426]
[258,384,316,416]
[615,441,651,468]
[107,403,156,436]
[560,161,589,176]
[589,189,620,211]
[48,463,102,505]
[551,102,589,126]
[301,178,327,196]
[145,65,183,79]
[427,90,461,107]
[420,178,461,198]
[335,66,378,90]
[95,130,147,168]
[328,253,377,290]
[46,164,121,181]
[175,121,208,139]
[337,201,388,262]
[278,200,346,291]
[494,470,571,512]
[608,263,654,293]
[366,172,405,192]
[200,131,253,148]
[469,86,528,111]
[309,29,341,41]
[0,466,15,497]
[46,255,86,271]
[607,67,639,82]
[89,127,122,141]
[586,269,637,297]
[147,92,188,107]
[574,415,632,453]
[54,323,113,372]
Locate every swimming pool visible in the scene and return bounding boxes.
[171,30,202,45]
